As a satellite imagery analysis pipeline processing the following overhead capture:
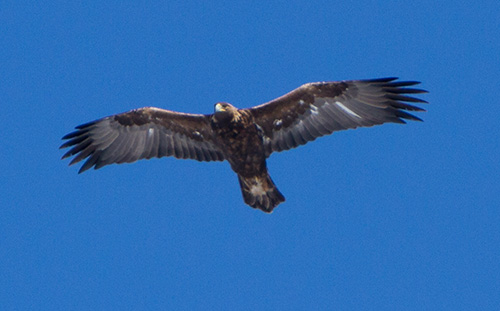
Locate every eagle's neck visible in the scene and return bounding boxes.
[212,109,246,128]
[213,111,233,125]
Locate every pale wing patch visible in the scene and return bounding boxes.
[335,101,362,119]
[310,104,319,115]
[192,130,202,139]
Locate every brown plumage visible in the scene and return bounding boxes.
[61,77,427,213]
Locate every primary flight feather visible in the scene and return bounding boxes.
[61,77,427,213]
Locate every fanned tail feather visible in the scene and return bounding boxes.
[237,174,285,213]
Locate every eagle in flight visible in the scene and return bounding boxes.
[61,78,427,213]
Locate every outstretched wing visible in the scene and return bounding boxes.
[247,78,427,155]
[60,107,224,173]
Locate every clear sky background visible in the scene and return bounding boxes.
[1,1,499,310]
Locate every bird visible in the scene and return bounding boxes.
[60,77,427,213]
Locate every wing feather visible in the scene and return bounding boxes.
[61,107,224,173]
[248,78,427,155]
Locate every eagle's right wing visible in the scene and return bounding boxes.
[247,78,427,156]
[60,107,225,173]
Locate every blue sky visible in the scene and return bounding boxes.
[1,1,499,310]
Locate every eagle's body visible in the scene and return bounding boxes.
[61,78,427,213]
[211,103,284,210]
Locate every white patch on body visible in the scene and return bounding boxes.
[298,99,305,105]
[335,101,362,118]
[147,128,154,137]
[250,180,266,196]
[273,119,282,127]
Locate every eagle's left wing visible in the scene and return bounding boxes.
[60,107,224,173]
[247,78,427,156]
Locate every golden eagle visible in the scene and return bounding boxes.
[61,78,427,213]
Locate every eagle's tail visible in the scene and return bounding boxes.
[237,173,285,213]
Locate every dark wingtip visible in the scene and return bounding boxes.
[364,77,399,83]
[61,131,80,140]
[410,116,424,122]
[397,110,424,122]
[387,94,428,104]
[59,141,74,149]
[75,120,97,129]
[77,164,91,174]
[416,98,429,104]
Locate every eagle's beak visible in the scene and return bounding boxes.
[215,103,225,112]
